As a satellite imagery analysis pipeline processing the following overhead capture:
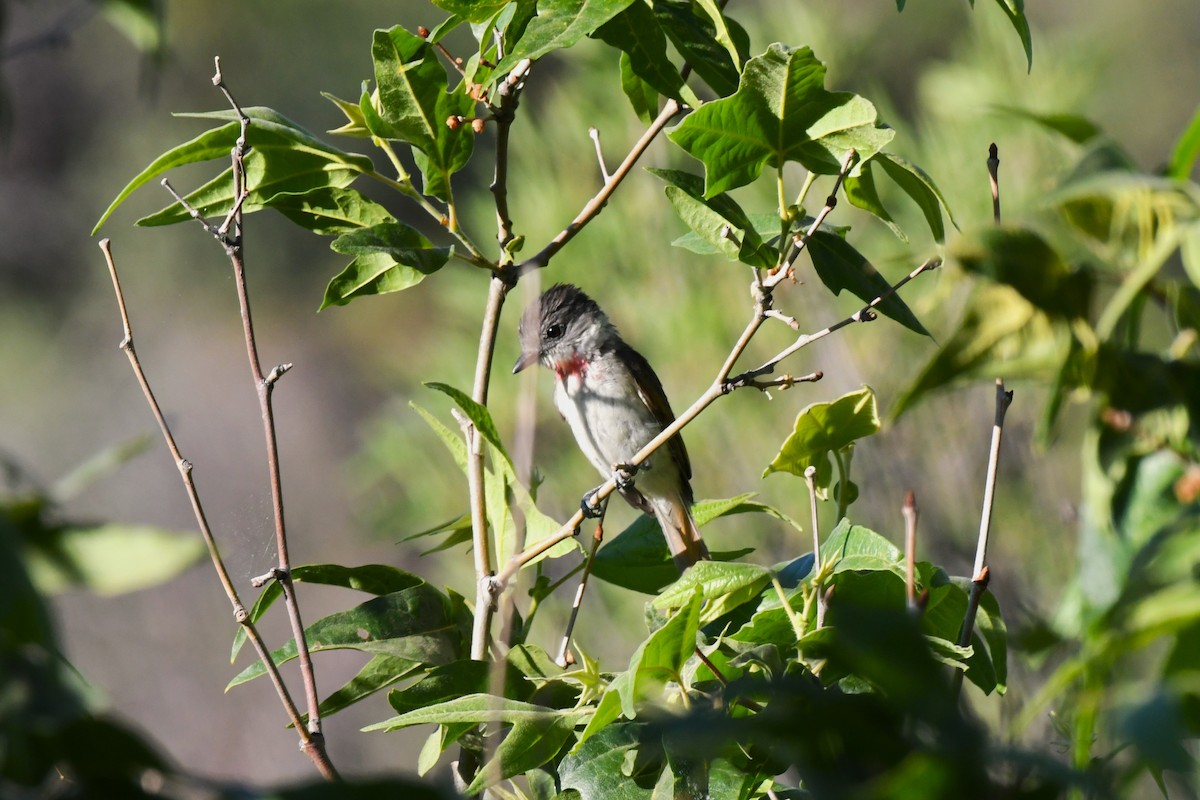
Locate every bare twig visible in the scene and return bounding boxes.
[515,98,684,274]
[588,128,611,184]
[953,380,1013,696]
[903,491,918,610]
[766,150,858,288]
[556,506,608,668]
[803,466,828,628]
[97,240,337,781]
[988,143,1001,225]
[159,59,333,774]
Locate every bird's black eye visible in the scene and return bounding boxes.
[545,323,565,340]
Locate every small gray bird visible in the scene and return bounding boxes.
[513,284,710,570]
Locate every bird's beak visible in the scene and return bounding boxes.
[512,349,539,374]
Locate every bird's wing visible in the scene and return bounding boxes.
[619,341,693,495]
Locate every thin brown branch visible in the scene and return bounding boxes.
[97,240,337,781]
[988,143,1001,225]
[556,508,608,668]
[953,380,1013,696]
[766,149,859,288]
[515,98,683,274]
[903,491,918,610]
[160,61,334,774]
[803,466,828,629]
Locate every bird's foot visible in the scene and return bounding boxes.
[580,487,605,519]
[612,462,642,492]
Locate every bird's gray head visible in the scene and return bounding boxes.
[513,284,615,374]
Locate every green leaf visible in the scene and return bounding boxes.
[806,231,929,335]
[1168,104,1200,180]
[321,221,454,309]
[95,108,375,232]
[693,0,741,73]
[617,589,703,717]
[431,0,510,23]
[591,495,767,594]
[874,152,956,243]
[370,26,475,200]
[401,514,474,556]
[51,434,152,501]
[990,0,1032,70]
[331,222,451,271]
[821,518,903,576]
[669,44,894,196]
[387,659,531,715]
[649,168,776,268]
[593,1,698,108]
[24,524,204,596]
[495,0,637,73]
[619,52,660,124]
[997,105,1102,144]
[844,160,906,242]
[891,285,1068,419]
[228,583,468,689]
[562,723,661,797]
[764,386,882,485]
[424,382,509,460]
[652,0,747,98]
[267,186,394,235]
[653,561,771,624]
[468,715,577,794]
[322,90,371,137]
[949,227,1090,320]
[315,655,424,720]
[365,693,578,731]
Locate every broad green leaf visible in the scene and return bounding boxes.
[997,105,1102,144]
[594,1,699,107]
[652,0,747,98]
[669,44,894,196]
[806,231,930,335]
[990,0,1032,70]
[653,561,771,624]
[845,160,906,242]
[388,660,531,715]
[24,524,204,596]
[495,0,637,73]
[431,0,509,23]
[1168,104,1200,180]
[365,693,578,731]
[267,187,394,235]
[95,107,375,232]
[468,715,577,794]
[100,0,164,54]
[321,222,453,309]
[649,168,776,268]
[966,590,1007,694]
[821,518,903,576]
[424,382,509,461]
[227,583,468,688]
[693,0,740,72]
[591,495,768,593]
[892,285,1068,419]
[563,723,660,796]
[617,589,703,717]
[370,26,475,200]
[314,654,424,720]
[949,227,1090,320]
[764,386,881,483]
[875,152,956,243]
[619,52,661,124]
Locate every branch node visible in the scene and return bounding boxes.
[266,363,294,386]
[251,567,288,588]
[177,458,193,476]
[588,127,611,184]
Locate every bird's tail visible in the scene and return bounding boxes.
[651,491,711,572]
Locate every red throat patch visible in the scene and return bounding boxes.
[553,353,588,381]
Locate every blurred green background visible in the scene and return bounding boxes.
[1,0,1197,786]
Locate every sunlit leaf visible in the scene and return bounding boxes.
[25,524,204,596]
[495,0,637,73]
[670,44,894,196]
[764,386,882,486]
